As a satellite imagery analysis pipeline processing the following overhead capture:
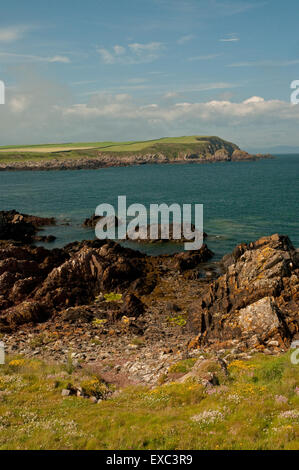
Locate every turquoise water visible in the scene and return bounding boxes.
[0,155,298,259]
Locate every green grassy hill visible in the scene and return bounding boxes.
[0,136,242,167]
[0,136,235,153]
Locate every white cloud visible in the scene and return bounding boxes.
[127,78,148,84]
[163,92,180,99]
[10,95,31,113]
[0,25,30,42]
[177,34,194,45]
[113,45,126,55]
[2,72,299,149]
[47,56,71,63]
[220,34,239,42]
[97,42,164,64]
[97,48,115,64]
[188,54,220,61]
[60,94,299,125]
[229,59,299,67]
[243,96,265,104]
[0,52,71,64]
[210,0,267,16]
[128,42,163,53]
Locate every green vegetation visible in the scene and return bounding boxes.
[0,352,298,450]
[92,318,108,328]
[167,313,187,327]
[168,358,197,374]
[0,136,238,165]
[0,136,218,152]
[103,292,123,303]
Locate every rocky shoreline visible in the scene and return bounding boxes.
[0,210,298,386]
[0,148,272,172]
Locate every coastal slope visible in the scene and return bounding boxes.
[0,136,271,171]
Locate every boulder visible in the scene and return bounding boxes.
[127,222,207,244]
[82,214,119,228]
[174,244,214,272]
[231,149,253,161]
[0,210,55,243]
[188,234,299,346]
[179,358,228,386]
[120,294,145,318]
[238,297,280,336]
[6,301,49,326]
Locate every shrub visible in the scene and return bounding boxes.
[167,314,187,327]
[168,358,197,374]
[104,293,123,303]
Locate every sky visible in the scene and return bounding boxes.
[0,0,299,150]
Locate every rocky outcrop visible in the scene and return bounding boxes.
[0,210,56,243]
[1,218,298,356]
[188,234,299,347]
[231,149,259,161]
[178,358,228,386]
[173,244,214,272]
[82,214,119,228]
[0,238,157,331]
[126,223,207,244]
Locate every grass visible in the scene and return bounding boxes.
[0,352,297,450]
[0,141,116,152]
[0,136,209,153]
[0,135,238,164]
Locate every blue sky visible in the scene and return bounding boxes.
[1,0,299,150]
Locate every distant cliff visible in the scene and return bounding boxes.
[0,136,272,171]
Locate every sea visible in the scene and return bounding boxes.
[0,154,298,260]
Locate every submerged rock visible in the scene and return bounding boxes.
[82,214,119,228]
[0,210,56,243]
[127,222,207,244]
[174,244,214,272]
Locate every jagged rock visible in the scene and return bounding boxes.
[213,148,230,161]
[0,238,156,330]
[127,222,207,244]
[238,297,281,335]
[82,214,119,228]
[120,294,145,318]
[178,358,227,386]
[0,210,55,243]
[5,301,49,326]
[174,244,214,272]
[34,235,56,243]
[33,244,149,310]
[60,306,96,323]
[188,234,299,346]
[231,149,254,160]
